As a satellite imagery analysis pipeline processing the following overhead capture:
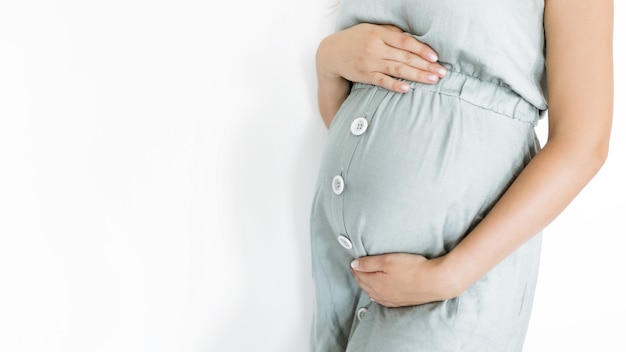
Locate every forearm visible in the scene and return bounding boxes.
[317,72,351,128]
[315,35,350,127]
[350,134,610,306]
[348,0,613,308]
[446,135,609,293]
[442,0,613,298]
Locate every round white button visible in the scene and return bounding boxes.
[332,175,345,195]
[350,117,368,136]
[337,235,353,249]
[357,307,368,321]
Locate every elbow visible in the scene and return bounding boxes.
[590,138,610,173]
[582,128,611,174]
[577,139,610,177]
[544,124,610,180]
[581,143,609,177]
[546,130,611,177]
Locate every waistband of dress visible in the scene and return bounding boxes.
[352,70,542,126]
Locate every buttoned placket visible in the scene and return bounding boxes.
[328,87,392,324]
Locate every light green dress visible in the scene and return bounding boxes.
[310,0,547,351]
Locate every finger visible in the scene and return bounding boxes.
[351,270,372,296]
[352,270,383,302]
[378,61,442,85]
[367,72,411,93]
[350,255,389,273]
[352,268,383,288]
[386,49,448,77]
[353,271,400,307]
[383,31,440,63]
[377,300,399,308]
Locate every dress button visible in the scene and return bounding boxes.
[337,235,353,249]
[350,117,368,136]
[332,175,345,195]
[357,307,368,321]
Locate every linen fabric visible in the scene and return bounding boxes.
[310,1,547,351]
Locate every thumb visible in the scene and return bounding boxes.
[350,255,387,273]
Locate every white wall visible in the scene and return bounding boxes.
[0,1,623,351]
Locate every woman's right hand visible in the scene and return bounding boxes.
[316,23,447,93]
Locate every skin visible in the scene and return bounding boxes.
[316,23,447,127]
[316,0,614,308]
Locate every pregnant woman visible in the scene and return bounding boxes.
[309,0,613,351]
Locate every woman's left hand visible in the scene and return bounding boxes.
[350,253,464,307]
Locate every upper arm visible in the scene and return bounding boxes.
[543,0,613,152]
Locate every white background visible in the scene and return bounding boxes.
[0,1,623,351]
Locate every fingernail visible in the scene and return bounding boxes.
[436,67,447,77]
[427,52,438,62]
[399,83,410,92]
[350,259,359,268]
[427,74,439,82]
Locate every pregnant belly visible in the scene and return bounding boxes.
[318,83,538,257]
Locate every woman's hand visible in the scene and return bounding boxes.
[316,23,447,126]
[350,253,465,308]
[317,23,447,93]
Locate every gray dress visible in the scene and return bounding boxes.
[310,0,547,351]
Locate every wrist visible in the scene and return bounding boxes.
[315,35,344,80]
[316,38,352,126]
[436,250,479,299]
